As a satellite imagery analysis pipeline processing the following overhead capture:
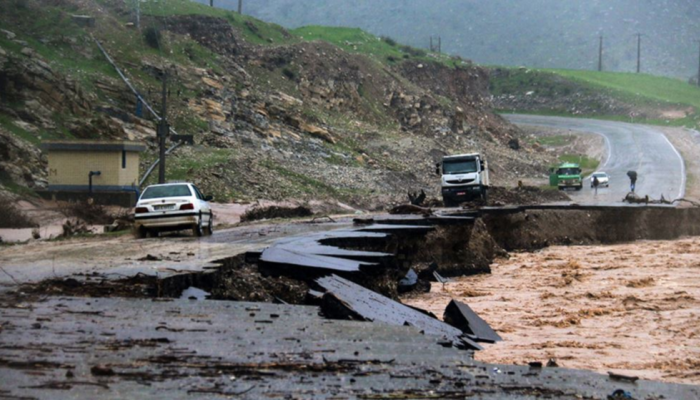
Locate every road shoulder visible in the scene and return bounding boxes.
[660,126,700,201]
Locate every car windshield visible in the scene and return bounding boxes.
[557,168,580,175]
[443,159,478,174]
[593,173,607,178]
[141,185,192,200]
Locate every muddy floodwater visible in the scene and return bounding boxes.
[404,236,700,384]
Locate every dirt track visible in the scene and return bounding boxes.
[404,237,700,384]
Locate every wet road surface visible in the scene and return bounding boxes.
[2,297,698,399]
[0,220,352,288]
[506,114,686,203]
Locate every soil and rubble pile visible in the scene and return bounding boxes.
[489,185,570,205]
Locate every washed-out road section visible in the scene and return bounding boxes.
[506,114,685,203]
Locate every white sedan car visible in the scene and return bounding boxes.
[134,183,214,238]
[590,172,610,188]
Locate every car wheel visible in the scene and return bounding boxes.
[134,226,147,239]
[146,229,159,238]
[205,214,214,236]
[193,215,204,237]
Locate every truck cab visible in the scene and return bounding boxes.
[550,162,583,190]
[436,153,489,207]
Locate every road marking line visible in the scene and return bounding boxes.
[659,131,686,200]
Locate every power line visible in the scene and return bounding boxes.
[135,0,140,29]
[158,72,168,184]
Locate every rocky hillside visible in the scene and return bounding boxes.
[0,0,556,207]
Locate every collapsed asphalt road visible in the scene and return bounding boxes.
[4,205,700,398]
[506,114,686,203]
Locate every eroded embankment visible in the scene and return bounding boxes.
[20,207,700,304]
[485,207,700,251]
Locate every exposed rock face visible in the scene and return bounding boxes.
[249,41,516,144]
[253,42,384,117]
[397,61,519,143]
[159,15,240,55]
[400,61,490,107]
[0,127,46,188]
[0,48,92,129]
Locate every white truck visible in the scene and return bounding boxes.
[436,153,490,206]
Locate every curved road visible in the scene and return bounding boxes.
[505,114,685,203]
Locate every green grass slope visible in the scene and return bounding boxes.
[549,69,700,111]
[491,67,700,129]
[291,26,465,68]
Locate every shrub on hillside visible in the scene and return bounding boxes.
[282,67,296,80]
[0,203,37,229]
[59,201,116,225]
[143,26,161,49]
[400,45,427,58]
[381,36,397,47]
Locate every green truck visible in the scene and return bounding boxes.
[549,162,583,190]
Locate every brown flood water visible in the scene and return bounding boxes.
[403,237,700,384]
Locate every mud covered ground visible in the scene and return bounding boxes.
[488,185,570,206]
[404,236,700,384]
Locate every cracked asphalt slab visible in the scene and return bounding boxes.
[506,114,686,203]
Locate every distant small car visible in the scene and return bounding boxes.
[590,172,610,188]
[134,183,214,238]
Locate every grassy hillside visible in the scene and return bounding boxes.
[549,70,700,110]
[491,67,700,129]
[139,0,297,45]
[291,26,464,68]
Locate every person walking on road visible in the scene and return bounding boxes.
[592,175,600,196]
[627,170,638,193]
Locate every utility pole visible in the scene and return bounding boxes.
[238,0,243,14]
[636,33,642,73]
[157,71,168,184]
[697,40,700,87]
[598,35,603,72]
[429,36,441,53]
